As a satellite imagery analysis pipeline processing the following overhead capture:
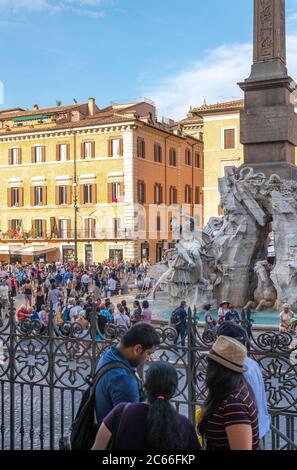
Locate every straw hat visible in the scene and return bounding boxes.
[203,336,247,373]
[219,301,230,308]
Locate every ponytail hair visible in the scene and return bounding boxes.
[144,362,184,450]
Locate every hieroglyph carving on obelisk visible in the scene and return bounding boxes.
[254,0,286,64]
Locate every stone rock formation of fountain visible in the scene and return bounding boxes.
[153,167,297,311]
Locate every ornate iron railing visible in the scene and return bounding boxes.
[0,301,296,450]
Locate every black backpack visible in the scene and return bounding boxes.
[70,361,134,450]
[170,307,181,325]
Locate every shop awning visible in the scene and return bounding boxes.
[13,246,58,256]
[13,115,50,123]
[0,245,58,256]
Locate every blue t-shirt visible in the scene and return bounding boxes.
[95,346,142,426]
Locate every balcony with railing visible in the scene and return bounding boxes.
[0,228,135,241]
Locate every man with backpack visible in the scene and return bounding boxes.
[171,300,188,347]
[70,323,160,449]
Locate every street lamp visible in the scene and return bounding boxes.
[73,131,78,265]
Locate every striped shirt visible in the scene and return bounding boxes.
[204,385,259,450]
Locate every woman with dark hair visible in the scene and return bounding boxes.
[92,362,199,450]
[142,300,152,325]
[198,336,259,450]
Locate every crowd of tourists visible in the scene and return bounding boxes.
[0,260,154,329]
[201,300,297,340]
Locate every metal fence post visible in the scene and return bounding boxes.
[48,303,55,450]
[9,297,16,450]
[187,307,196,425]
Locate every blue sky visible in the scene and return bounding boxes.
[1,0,297,119]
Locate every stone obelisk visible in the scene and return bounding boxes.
[239,0,297,178]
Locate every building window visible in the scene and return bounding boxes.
[169,148,177,166]
[34,146,43,163]
[11,188,20,207]
[154,143,162,163]
[82,141,94,159]
[109,138,124,158]
[35,186,44,205]
[85,142,92,159]
[83,184,92,204]
[84,218,96,238]
[185,185,192,204]
[185,148,191,166]
[34,219,45,238]
[224,165,236,177]
[169,186,177,205]
[59,219,68,239]
[195,152,201,168]
[10,219,21,231]
[137,180,146,204]
[59,186,67,205]
[58,144,68,161]
[154,184,163,205]
[112,182,121,202]
[137,138,145,158]
[9,148,21,165]
[223,128,236,149]
[195,186,201,205]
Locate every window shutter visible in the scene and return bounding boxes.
[56,145,60,161]
[43,187,47,205]
[66,143,70,161]
[19,148,22,165]
[80,185,84,205]
[30,186,35,206]
[67,219,71,238]
[19,187,24,207]
[91,218,96,238]
[224,129,235,149]
[42,220,46,237]
[108,183,112,203]
[31,147,35,163]
[67,186,73,205]
[108,140,112,157]
[119,138,123,157]
[143,183,146,204]
[91,141,95,158]
[7,188,12,208]
[81,142,85,159]
[92,184,97,204]
[154,144,157,162]
[137,138,140,158]
[42,146,46,162]
[55,186,60,205]
[8,149,12,165]
[142,140,145,158]
[160,185,163,204]
[120,182,124,198]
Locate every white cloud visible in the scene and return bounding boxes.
[146,35,297,120]
[0,0,105,16]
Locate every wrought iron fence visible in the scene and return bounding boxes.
[0,300,296,450]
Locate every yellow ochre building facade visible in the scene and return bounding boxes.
[0,98,203,264]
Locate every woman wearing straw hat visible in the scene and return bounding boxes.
[198,336,260,450]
